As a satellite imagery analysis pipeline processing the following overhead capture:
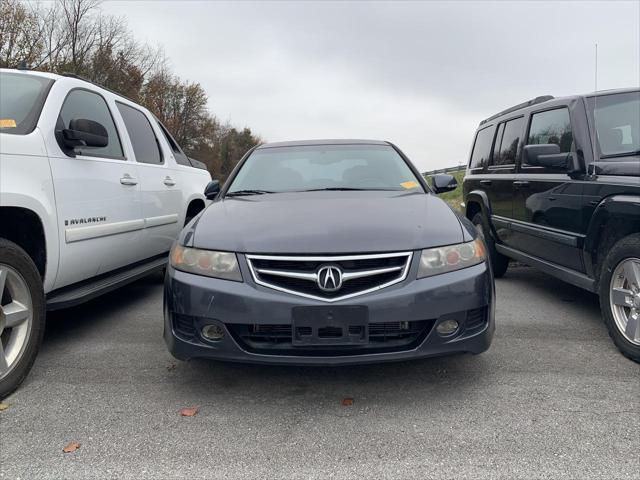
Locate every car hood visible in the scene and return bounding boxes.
[187,191,466,254]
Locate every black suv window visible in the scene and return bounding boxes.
[59,89,124,159]
[591,92,640,158]
[469,125,495,170]
[527,108,573,158]
[492,117,524,166]
[117,103,162,165]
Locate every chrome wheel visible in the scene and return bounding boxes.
[0,265,33,379]
[609,258,640,346]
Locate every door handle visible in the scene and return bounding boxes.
[163,176,176,187]
[479,180,492,186]
[120,174,138,186]
[513,180,530,188]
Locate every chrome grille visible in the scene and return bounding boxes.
[245,252,413,302]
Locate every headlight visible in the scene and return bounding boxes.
[170,244,242,281]
[417,238,486,278]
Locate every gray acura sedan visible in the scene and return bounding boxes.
[164,140,494,365]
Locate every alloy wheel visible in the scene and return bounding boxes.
[0,264,33,379]
[609,257,640,346]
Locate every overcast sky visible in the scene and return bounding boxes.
[104,0,640,171]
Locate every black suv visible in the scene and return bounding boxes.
[463,89,640,362]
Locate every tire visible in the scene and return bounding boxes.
[472,212,509,278]
[598,233,640,363]
[0,239,46,399]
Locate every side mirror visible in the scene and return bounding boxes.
[431,174,458,194]
[204,180,220,200]
[62,119,108,149]
[524,144,582,174]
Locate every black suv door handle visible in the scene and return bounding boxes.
[479,180,492,186]
[513,180,530,188]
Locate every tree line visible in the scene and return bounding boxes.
[0,0,261,180]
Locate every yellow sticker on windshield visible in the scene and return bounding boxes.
[0,119,17,128]
[400,181,419,189]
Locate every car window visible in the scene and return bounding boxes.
[157,120,191,166]
[228,144,424,193]
[526,108,573,159]
[0,72,53,135]
[491,123,505,164]
[58,89,124,159]
[590,91,640,158]
[492,117,524,166]
[469,126,495,170]
[116,102,162,165]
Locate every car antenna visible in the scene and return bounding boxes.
[589,42,599,177]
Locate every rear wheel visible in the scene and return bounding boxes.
[599,234,640,363]
[0,239,45,399]
[472,213,509,278]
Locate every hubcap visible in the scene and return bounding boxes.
[609,258,640,346]
[0,265,33,379]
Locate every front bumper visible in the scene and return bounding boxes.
[163,255,495,366]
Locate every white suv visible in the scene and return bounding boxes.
[0,69,212,397]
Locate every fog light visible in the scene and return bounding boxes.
[201,324,225,341]
[436,319,459,336]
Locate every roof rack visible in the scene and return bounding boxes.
[61,72,136,102]
[480,95,554,125]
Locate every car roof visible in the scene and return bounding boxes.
[479,88,639,127]
[257,139,389,149]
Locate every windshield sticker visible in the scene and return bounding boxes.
[0,119,17,128]
[400,181,419,189]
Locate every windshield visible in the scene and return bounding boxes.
[227,144,424,194]
[591,91,640,158]
[0,72,53,135]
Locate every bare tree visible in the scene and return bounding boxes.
[59,0,101,70]
[0,0,260,179]
[0,0,43,68]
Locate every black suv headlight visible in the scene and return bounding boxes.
[417,239,486,278]
[170,244,242,281]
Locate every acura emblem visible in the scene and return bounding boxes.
[317,265,343,292]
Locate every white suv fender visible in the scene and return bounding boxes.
[0,129,60,292]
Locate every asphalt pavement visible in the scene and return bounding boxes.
[0,265,638,479]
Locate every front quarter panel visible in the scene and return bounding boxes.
[0,129,59,292]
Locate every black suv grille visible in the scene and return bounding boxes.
[246,252,412,301]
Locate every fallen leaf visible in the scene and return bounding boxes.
[166,363,176,371]
[341,397,354,406]
[179,407,199,417]
[62,441,80,453]
[0,403,9,411]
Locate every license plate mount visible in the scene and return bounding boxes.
[291,306,369,346]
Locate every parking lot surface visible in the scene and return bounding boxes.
[0,265,638,479]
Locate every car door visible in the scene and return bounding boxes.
[510,107,584,271]
[485,116,525,247]
[116,102,181,257]
[49,88,144,289]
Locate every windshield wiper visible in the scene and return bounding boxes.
[600,150,640,159]
[225,189,275,197]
